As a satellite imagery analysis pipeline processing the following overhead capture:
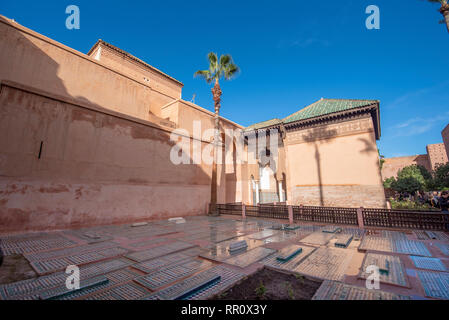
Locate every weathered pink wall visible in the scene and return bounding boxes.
[381,155,431,179]
[0,83,214,232]
[0,17,172,124]
[88,43,183,117]
[0,16,231,232]
[284,117,386,208]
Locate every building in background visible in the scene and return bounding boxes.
[381,127,449,180]
[426,143,448,170]
[0,16,386,232]
[244,98,386,209]
[442,124,449,160]
[381,155,431,180]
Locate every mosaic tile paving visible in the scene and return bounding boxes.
[86,282,150,300]
[140,293,160,300]
[283,225,301,231]
[381,230,408,240]
[321,226,342,233]
[358,235,430,256]
[125,241,196,262]
[262,245,316,272]
[334,234,353,248]
[299,231,335,246]
[359,253,408,287]
[224,247,276,268]
[0,258,133,300]
[263,231,298,244]
[189,265,247,300]
[229,240,248,252]
[78,258,135,279]
[24,241,117,262]
[201,237,264,262]
[410,256,447,272]
[414,230,430,240]
[156,269,221,300]
[2,215,449,301]
[394,239,431,257]
[132,248,203,274]
[341,227,365,240]
[0,233,77,255]
[29,246,129,275]
[40,275,109,300]
[247,229,278,240]
[417,271,449,300]
[293,247,354,281]
[312,280,410,300]
[436,243,449,256]
[236,223,264,233]
[55,269,142,300]
[127,238,169,249]
[424,231,449,241]
[276,245,304,262]
[0,272,66,300]
[62,229,112,243]
[135,258,212,290]
[358,236,393,252]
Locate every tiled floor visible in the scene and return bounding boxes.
[0,215,448,300]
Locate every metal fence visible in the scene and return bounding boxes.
[216,203,449,231]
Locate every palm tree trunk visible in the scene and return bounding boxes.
[209,79,222,216]
[441,4,449,34]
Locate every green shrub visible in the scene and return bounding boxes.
[390,199,436,211]
[255,282,266,298]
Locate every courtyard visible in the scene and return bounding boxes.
[0,213,448,300]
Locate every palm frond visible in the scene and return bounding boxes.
[224,63,239,80]
[426,0,447,4]
[207,52,218,73]
[194,70,213,83]
[194,52,240,84]
[219,54,232,68]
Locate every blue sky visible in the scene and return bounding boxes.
[1,0,448,158]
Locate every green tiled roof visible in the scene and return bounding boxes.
[244,118,282,131]
[283,98,378,124]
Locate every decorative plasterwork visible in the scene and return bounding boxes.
[285,116,374,145]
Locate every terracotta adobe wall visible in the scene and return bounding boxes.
[0,17,172,124]
[0,17,246,232]
[381,154,431,179]
[284,116,386,208]
[89,44,182,116]
[0,83,218,232]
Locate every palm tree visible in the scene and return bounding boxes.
[194,52,239,216]
[427,0,449,33]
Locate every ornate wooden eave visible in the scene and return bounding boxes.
[283,103,381,140]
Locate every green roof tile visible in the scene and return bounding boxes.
[283,98,378,124]
[245,118,282,131]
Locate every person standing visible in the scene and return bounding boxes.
[440,191,449,231]
[440,191,449,213]
[431,191,440,208]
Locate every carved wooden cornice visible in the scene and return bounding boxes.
[285,116,374,145]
